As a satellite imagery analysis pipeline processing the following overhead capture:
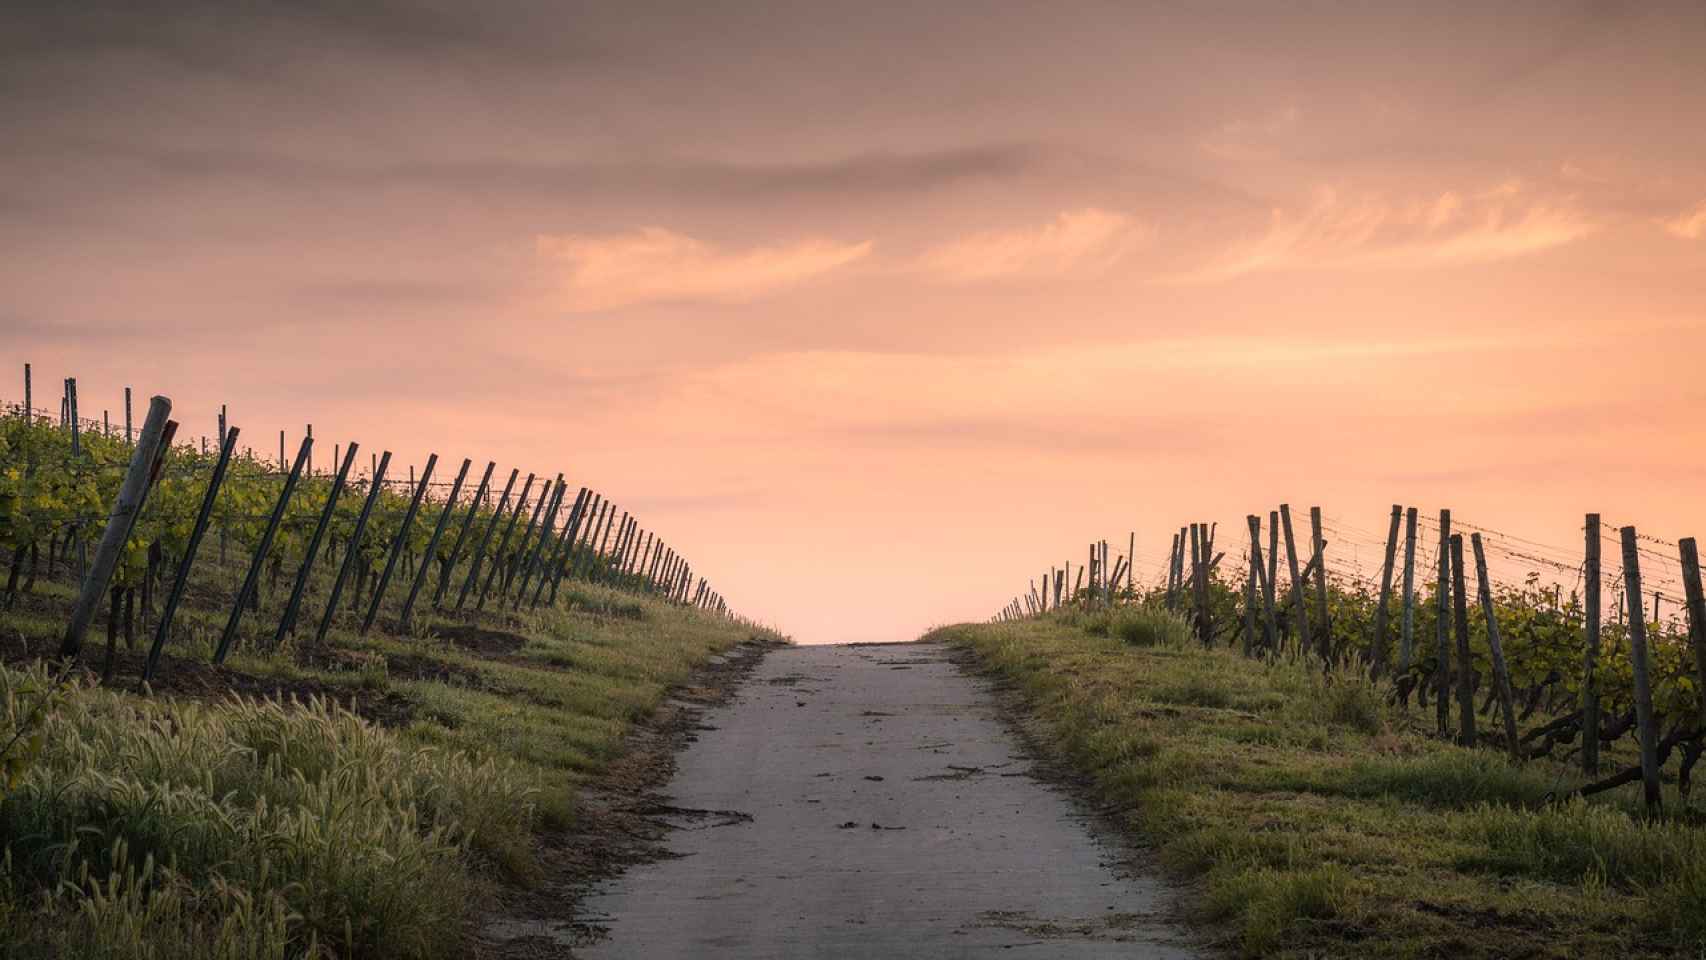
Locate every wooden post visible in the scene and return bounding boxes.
[595,507,621,576]
[1449,533,1475,747]
[61,396,172,659]
[1680,538,1706,722]
[1164,533,1179,608]
[279,430,286,469]
[1398,507,1418,674]
[215,435,311,663]
[22,363,29,418]
[275,442,358,645]
[315,451,390,645]
[362,453,438,634]
[1187,524,1201,630]
[305,425,312,476]
[400,457,471,630]
[145,424,238,681]
[511,476,564,605]
[504,475,556,594]
[1243,530,1258,657]
[434,461,495,608]
[477,473,536,609]
[1311,507,1330,662]
[124,387,132,443]
[575,499,610,578]
[542,487,592,604]
[456,467,520,610]
[1194,523,1214,645]
[1372,505,1401,678]
[1470,534,1524,765]
[1248,515,1277,652]
[1280,505,1309,654]
[1436,510,1452,736]
[1582,513,1602,775]
[1127,531,1135,594]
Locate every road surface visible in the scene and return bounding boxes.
[573,641,1199,958]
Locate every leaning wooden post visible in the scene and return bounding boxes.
[1449,533,1475,748]
[1371,504,1401,678]
[1310,507,1331,663]
[275,443,358,645]
[1680,538,1706,724]
[1243,531,1258,657]
[434,461,495,608]
[1398,507,1419,675]
[541,487,591,604]
[315,452,390,645]
[214,435,311,664]
[1470,534,1523,765]
[477,473,537,609]
[1435,510,1452,736]
[570,494,606,578]
[456,468,520,610]
[61,396,172,659]
[575,500,612,578]
[362,453,437,634]
[1582,513,1602,775]
[1127,531,1135,595]
[1280,505,1310,655]
[1248,515,1277,652]
[593,507,621,579]
[399,457,471,630]
[145,425,238,682]
[1164,533,1179,608]
[511,476,564,605]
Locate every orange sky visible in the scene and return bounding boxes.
[4,2,1704,642]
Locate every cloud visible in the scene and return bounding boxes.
[1660,201,1706,239]
[916,208,1146,283]
[536,227,871,312]
[1183,182,1596,281]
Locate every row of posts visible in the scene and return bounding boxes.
[51,392,736,686]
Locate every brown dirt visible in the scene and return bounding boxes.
[472,635,786,959]
[434,623,530,657]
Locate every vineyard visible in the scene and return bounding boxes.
[958,507,1706,955]
[0,364,773,960]
[992,507,1706,813]
[0,368,743,684]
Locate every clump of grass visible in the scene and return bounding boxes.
[1062,604,1189,648]
[1455,800,1706,947]
[1205,863,1352,957]
[0,662,538,960]
[559,588,646,621]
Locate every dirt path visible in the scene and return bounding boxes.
[567,641,1199,958]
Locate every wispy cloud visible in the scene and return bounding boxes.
[536,227,871,311]
[1182,182,1597,282]
[1660,200,1706,239]
[916,208,1145,283]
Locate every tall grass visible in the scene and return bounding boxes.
[0,660,537,960]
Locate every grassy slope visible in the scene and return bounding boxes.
[1,580,776,959]
[932,611,1706,959]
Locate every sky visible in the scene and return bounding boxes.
[4,1,1705,643]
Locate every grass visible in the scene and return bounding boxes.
[1,573,779,958]
[933,609,1705,958]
